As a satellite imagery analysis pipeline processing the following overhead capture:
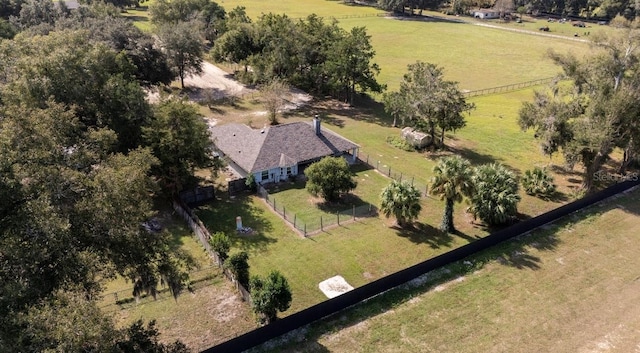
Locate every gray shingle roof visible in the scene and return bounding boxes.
[209,121,358,173]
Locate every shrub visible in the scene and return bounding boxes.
[522,167,556,197]
[305,156,357,202]
[386,135,415,151]
[249,270,292,325]
[468,163,521,225]
[224,251,250,289]
[208,232,230,263]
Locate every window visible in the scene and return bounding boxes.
[286,167,292,175]
[261,170,268,181]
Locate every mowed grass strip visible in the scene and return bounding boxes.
[252,186,640,353]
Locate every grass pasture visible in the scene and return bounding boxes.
[252,186,640,353]
[217,0,594,91]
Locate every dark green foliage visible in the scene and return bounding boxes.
[71,16,175,87]
[0,18,16,38]
[519,27,640,192]
[522,167,557,197]
[209,231,231,263]
[143,98,213,193]
[467,163,521,226]
[157,20,204,89]
[249,270,292,325]
[212,14,383,103]
[430,156,473,233]
[379,180,422,227]
[305,156,357,202]
[225,251,250,289]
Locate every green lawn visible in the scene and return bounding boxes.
[251,186,640,353]
[263,163,391,232]
[196,188,488,315]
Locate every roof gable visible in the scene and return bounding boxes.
[210,121,358,173]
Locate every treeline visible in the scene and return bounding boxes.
[378,0,640,20]
[209,12,384,103]
[0,2,215,352]
[142,0,385,103]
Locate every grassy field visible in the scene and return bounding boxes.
[217,0,596,91]
[251,186,640,353]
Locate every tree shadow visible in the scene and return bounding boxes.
[194,191,277,252]
[394,222,454,249]
[427,145,501,166]
[316,193,368,213]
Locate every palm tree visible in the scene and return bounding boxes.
[380,180,422,227]
[430,156,473,233]
[468,163,521,226]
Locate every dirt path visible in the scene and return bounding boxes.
[183,61,255,101]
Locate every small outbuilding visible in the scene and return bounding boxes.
[401,127,431,149]
[471,9,500,19]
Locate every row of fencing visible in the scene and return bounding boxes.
[257,184,378,236]
[463,77,557,97]
[172,199,252,302]
[202,179,640,353]
[358,154,431,197]
[98,265,221,311]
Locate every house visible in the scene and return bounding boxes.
[209,117,359,184]
[471,9,500,19]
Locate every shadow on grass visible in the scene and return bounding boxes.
[316,193,369,213]
[194,192,277,252]
[123,15,148,23]
[394,222,454,249]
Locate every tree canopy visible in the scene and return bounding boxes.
[212,14,384,103]
[467,163,521,225]
[249,271,292,325]
[305,156,357,202]
[379,179,423,227]
[519,24,640,192]
[389,61,472,147]
[430,156,473,233]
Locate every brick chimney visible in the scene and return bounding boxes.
[312,114,321,136]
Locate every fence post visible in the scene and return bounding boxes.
[283,206,286,220]
[377,160,380,170]
[353,205,356,220]
[400,172,402,181]
[411,176,414,186]
[388,168,391,177]
[366,155,369,164]
[304,223,306,237]
[273,199,276,211]
[294,214,296,228]
[369,203,372,213]
[320,216,323,231]
[337,212,340,226]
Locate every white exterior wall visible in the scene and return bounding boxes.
[255,165,299,183]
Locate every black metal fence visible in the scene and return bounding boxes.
[257,185,378,236]
[201,179,639,353]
